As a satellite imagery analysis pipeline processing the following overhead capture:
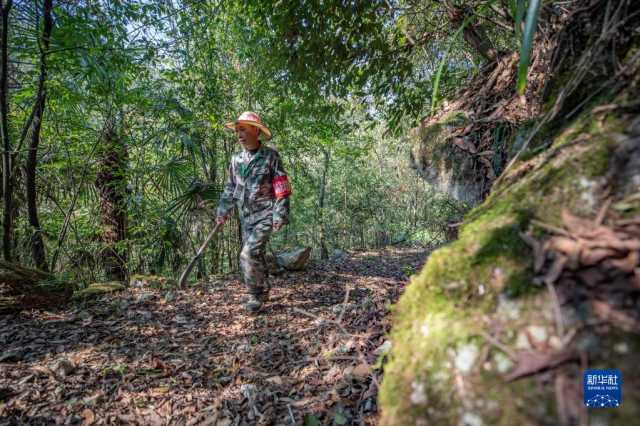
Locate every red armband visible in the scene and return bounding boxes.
[273,175,291,199]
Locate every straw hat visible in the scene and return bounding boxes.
[224,111,272,140]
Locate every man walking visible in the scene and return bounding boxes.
[216,112,291,313]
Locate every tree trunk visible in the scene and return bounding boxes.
[1,1,13,261]
[25,0,53,271]
[463,25,498,62]
[447,3,499,62]
[95,116,128,281]
[318,148,330,260]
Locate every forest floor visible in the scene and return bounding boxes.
[0,246,430,425]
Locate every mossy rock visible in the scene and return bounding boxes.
[0,260,72,309]
[379,107,640,424]
[73,282,126,300]
[129,274,176,289]
[409,110,509,206]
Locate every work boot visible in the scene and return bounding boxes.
[244,294,264,314]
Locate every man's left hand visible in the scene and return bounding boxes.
[273,222,283,231]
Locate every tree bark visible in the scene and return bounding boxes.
[462,24,498,62]
[1,1,13,261]
[25,0,53,271]
[447,2,499,62]
[95,115,128,281]
[318,148,330,260]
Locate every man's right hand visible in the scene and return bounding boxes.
[216,216,226,226]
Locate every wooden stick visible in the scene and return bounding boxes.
[478,331,517,361]
[594,196,612,226]
[178,222,223,288]
[530,219,573,238]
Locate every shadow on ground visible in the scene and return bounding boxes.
[0,245,431,425]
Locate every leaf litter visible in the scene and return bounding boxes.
[0,246,430,425]
[504,206,640,384]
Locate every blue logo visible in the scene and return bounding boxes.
[584,369,622,408]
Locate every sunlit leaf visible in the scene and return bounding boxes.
[517,0,542,95]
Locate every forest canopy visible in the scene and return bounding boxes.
[1,0,487,288]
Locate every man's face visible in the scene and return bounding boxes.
[236,124,261,150]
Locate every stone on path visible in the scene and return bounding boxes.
[276,246,312,271]
[72,282,125,300]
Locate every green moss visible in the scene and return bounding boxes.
[73,281,125,300]
[380,205,533,424]
[379,107,631,425]
[479,113,618,228]
[612,192,640,218]
[380,284,471,423]
[552,113,599,149]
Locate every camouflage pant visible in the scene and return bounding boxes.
[239,216,272,298]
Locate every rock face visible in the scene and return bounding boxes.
[330,249,347,263]
[409,113,488,207]
[382,103,640,426]
[380,2,640,424]
[408,50,549,208]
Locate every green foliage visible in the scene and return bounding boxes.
[517,0,542,95]
[512,0,527,45]
[431,15,474,115]
[4,0,544,282]
[236,0,515,130]
[304,415,321,426]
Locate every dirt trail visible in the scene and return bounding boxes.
[0,246,430,425]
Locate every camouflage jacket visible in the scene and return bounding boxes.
[216,144,291,225]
